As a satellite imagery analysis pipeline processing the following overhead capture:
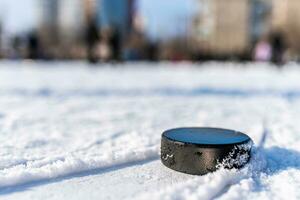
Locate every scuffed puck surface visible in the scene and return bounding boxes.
[161,128,252,175]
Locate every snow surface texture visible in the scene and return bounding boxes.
[0,61,300,199]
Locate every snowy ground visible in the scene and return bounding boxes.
[0,61,300,199]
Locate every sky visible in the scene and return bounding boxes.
[0,0,197,39]
[138,0,197,40]
[0,0,38,34]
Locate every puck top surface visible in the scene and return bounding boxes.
[163,127,250,145]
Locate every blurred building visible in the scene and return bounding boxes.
[271,0,300,55]
[37,0,136,59]
[32,0,300,61]
[250,0,271,42]
[58,0,85,41]
[38,0,59,45]
[38,0,86,58]
[98,0,135,36]
[191,0,250,58]
[84,0,97,21]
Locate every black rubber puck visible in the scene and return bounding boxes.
[161,127,253,175]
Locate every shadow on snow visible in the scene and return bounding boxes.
[2,87,300,100]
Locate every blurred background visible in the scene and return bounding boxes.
[0,0,298,64]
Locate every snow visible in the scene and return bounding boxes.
[0,61,300,199]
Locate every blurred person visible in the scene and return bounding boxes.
[11,36,24,59]
[96,28,112,62]
[27,31,41,59]
[97,42,111,61]
[253,36,272,62]
[109,26,121,62]
[283,48,299,63]
[97,41,111,62]
[122,30,147,61]
[146,42,158,61]
[85,17,100,63]
[122,42,138,61]
[270,32,286,65]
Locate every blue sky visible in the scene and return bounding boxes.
[0,0,38,34]
[0,0,197,39]
[138,0,197,40]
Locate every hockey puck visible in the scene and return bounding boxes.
[161,127,252,175]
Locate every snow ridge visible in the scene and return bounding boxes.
[136,145,267,200]
[0,146,159,188]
